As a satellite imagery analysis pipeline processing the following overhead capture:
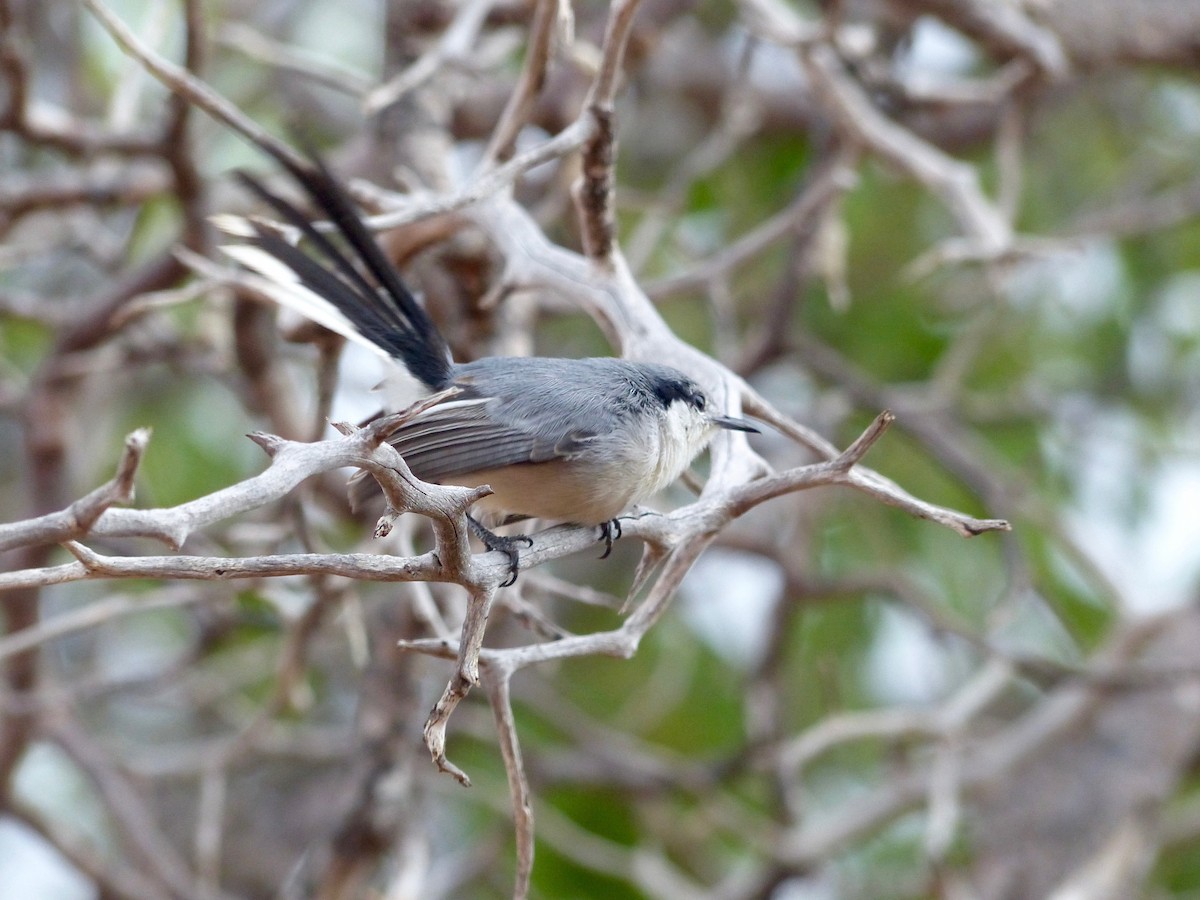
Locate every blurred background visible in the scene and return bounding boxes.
[2,0,1200,897]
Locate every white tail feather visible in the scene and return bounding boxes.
[209,213,258,239]
[220,243,392,360]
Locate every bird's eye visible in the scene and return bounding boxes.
[691,392,707,411]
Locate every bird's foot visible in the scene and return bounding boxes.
[468,515,533,587]
[598,518,623,559]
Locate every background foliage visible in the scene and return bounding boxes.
[2,0,1200,897]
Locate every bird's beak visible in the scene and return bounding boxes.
[709,414,759,434]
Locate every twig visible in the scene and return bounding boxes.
[480,0,561,166]
[572,0,645,263]
[0,547,436,593]
[80,0,305,170]
[360,118,593,230]
[162,0,208,251]
[422,580,499,786]
[0,162,171,227]
[217,22,372,95]
[645,148,859,299]
[48,717,214,899]
[744,394,1011,537]
[771,660,1012,774]
[7,799,167,900]
[0,428,150,552]
[0,586,207,662]
[364,0,498,115]
[195,763,227,895]
[0,0,157,156]
[802,43,1013,259]
[888,0,1068,78]
[482,661,535,899]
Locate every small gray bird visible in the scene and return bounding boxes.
[221,156,757,583]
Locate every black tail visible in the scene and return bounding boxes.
[234,155,453,389]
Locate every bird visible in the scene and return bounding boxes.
[218,153,758,584]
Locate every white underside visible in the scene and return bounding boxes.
[444,405,717,524]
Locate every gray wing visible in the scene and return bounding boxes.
[347,394,598,510]
[390,397,592,481]
[345,356,658,510]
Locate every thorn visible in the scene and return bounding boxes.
[247,432,285,456]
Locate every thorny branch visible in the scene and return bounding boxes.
[0,427,150,553]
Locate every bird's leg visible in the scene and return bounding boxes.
[467,515,533,587]
[598,518,623,559]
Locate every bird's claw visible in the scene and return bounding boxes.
[468,516,532,587]
[598,518,623,559]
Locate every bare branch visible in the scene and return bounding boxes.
[744,393,1011,537]
[482,662,535,899]
[357,119,594,230]
[364,0,498,115]
[216,22,372,95]
[481,0,562,166]
[0,427,150,552]
[645,145,860,299]
[80,0,305,170]
[572,0,646,263]
[47,718,212,900]
[7,799,168,900]
[888,0,1069,78]
[801,43,1013,259]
